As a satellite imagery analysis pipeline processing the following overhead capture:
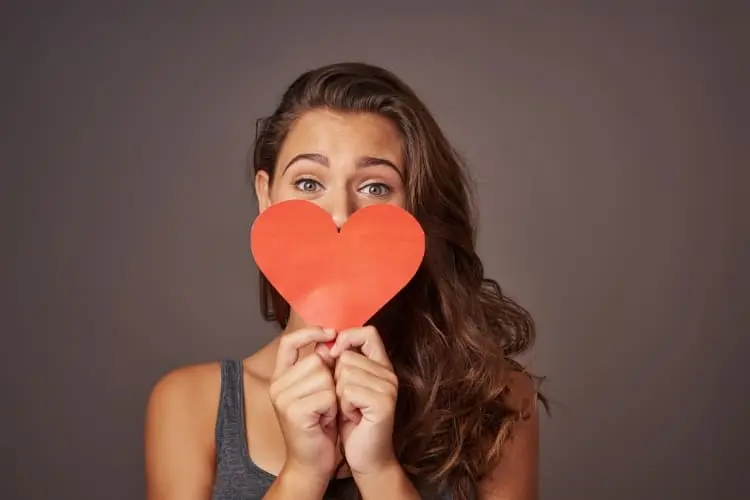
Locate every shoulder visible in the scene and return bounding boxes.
[144,361,223,460]
[476,364,541,500]
[503,365,541,420]
[501,364,541,453]
[144,362,224,497]
[146,362,223,426]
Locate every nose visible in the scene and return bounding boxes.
[324,190,355,230]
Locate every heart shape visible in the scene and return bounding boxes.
[250,199,425,332]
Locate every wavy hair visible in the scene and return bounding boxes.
[249,62,542,500]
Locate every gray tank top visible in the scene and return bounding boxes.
[210,359,459,500]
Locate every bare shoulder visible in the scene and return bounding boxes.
[477,364,542,500]
[144,362,222,499]
[146,362,222,436]
[147,362,222,411]
[504,366,541,419]
[501,365,541,457]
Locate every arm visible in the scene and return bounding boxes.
[477,371,541,500]
[262,464,331,500]
[353,463,421,500]
[144,365,218,500]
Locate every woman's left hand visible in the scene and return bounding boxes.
[328,326,399,477]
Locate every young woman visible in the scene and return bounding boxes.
[145,62,543,500]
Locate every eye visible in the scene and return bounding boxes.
[294,178,323,193]
[360,182,391,197]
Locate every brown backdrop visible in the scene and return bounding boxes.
[2,1,748,499]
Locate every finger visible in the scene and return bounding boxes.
[274,372,334,413]
[335,366,397,395]
[273,327,336,379]
[329,326,391,367]
[287,390,338,431]
[338,383,391,422]
[334,353,398,391]
[314,342,336,368]
[270,354,333,403]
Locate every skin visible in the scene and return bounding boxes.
[144,109,539,500]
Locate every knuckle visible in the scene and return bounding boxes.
[335,362,350,379]
[378,379,395,396]
[278,335,293,351]
[272,391,288,410]
[336,330,349,343]
[269,378,287,399]
[339,350,355,363]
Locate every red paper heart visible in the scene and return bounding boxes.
[250,199,425,332]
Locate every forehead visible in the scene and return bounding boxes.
[278,109,404,164]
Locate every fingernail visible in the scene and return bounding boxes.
[324,328,336,336]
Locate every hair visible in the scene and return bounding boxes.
[250,62,544,500]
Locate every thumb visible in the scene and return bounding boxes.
[314,342,336,368]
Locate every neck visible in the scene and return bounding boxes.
[282,309,308,334]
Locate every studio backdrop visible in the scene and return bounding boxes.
[2,2,747,499]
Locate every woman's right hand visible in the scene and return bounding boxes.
[268,326,339,485]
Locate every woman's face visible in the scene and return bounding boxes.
[255,109,407,228]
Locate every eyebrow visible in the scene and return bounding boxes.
[282,153,403,179]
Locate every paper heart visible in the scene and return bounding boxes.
[250,199,425,332]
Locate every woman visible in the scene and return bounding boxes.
[145,62,543,500]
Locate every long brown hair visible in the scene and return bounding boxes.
[250,62,542,500]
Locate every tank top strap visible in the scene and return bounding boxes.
[214,359,245,457]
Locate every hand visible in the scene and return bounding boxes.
[268,327,339,484]
[329,326,399,477]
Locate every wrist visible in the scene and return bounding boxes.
[352,460,420,500]
[274,461,331,499]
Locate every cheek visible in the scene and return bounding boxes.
[378,185,407,209]
[389,191,407,209]
[268,181,297,204]
[268,183,328,212]
[356,197,406,212]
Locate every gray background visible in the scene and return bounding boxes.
[2,1,748,499]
